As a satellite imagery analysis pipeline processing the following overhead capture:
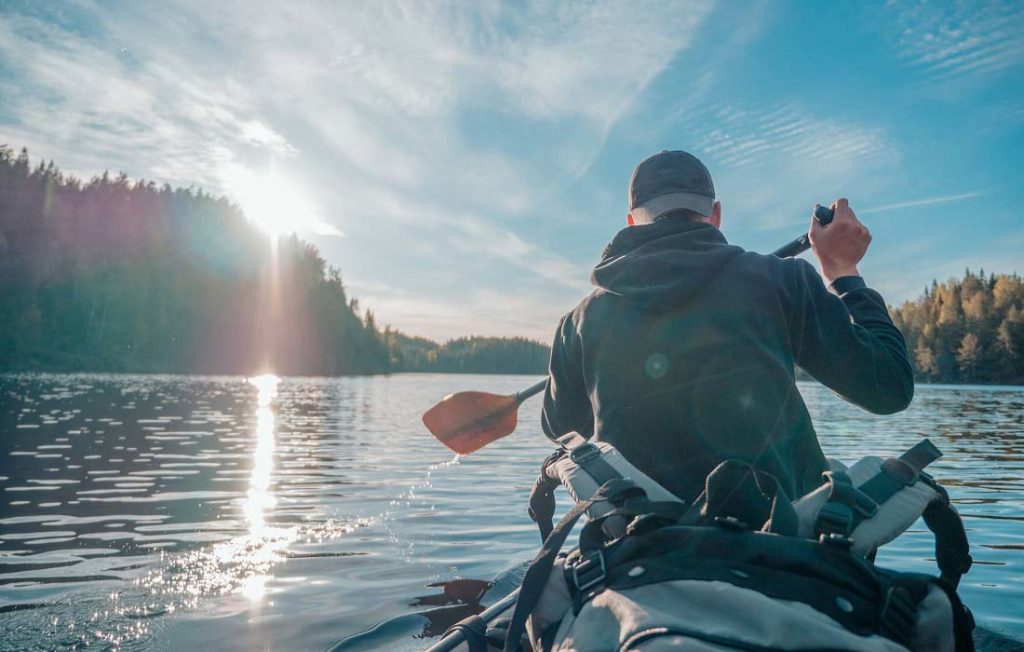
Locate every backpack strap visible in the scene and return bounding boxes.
[814,439,972,587]
[503,478,642,652]
[858,439,943,507]
[567,442,624,485]
[814,470,880,541]
[528,440,630,543]
[921,481,973,589]
[528,450,565,542]
[815,439,943,541]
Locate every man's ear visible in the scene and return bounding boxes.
[627,213,635,226]
[709,201,722,229]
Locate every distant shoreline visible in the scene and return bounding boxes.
[1,369,1020,387]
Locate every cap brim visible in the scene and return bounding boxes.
[630,192,714,224]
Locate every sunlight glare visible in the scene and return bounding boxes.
[221,165,341,237]
[241,574,269,602]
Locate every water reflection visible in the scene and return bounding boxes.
[227,374,291,602]
[245,373,279,535]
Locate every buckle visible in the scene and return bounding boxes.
[818,532,854,550]
[569,442,601,464]
[570,550,606,593]
[882,458,919,487]
[816,502,854,537]
[827,472,878,519]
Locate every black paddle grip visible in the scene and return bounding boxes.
[771,204,836,258]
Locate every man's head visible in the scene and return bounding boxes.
[627,150,721,228]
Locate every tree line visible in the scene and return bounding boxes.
[890,270,1024,384]
[390,334,550,374]
[0,146,549,375]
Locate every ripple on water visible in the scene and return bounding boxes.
[0,375,1022,650]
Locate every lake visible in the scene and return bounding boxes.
[1,373,1022,650]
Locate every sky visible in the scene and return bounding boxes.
[1,0,1022,342]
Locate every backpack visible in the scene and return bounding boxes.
[501,436,974,652]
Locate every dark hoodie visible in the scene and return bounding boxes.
[541,218,914,503]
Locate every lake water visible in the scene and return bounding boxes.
[1,373,1022,651]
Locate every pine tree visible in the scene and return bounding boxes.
[956,333,980,382]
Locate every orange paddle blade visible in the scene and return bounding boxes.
[422,390,520,455]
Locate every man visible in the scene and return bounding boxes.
[541,150,914,503]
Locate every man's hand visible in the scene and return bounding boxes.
[808,198,870,284]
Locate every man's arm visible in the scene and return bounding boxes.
[787,198,914,414]
[541,312,595,440]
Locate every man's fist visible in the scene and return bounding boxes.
[808,198,870,283]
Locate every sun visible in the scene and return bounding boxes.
[221,164,327,237]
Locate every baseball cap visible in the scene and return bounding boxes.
[628,150,715,224]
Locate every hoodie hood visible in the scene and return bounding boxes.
[591,219,745,311]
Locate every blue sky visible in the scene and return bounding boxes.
[1,1,1021,341]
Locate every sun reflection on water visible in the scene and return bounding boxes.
[245,374,279,536]
[141,374,298,607]
[237,374,288,601]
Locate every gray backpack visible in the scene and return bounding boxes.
[503,437,973,652]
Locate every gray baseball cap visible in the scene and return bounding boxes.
[628,150,715,223]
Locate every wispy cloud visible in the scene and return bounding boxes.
[656,102,898,232]
[887,0,1024,84]
[0,7,287,188]
[693,104,893,170]
[859,191,986,215]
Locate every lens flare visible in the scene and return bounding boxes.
[220,165,341,237]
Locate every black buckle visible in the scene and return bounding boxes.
[825,471,879,519]
[882,458,919,487]
[569,442,601,465]
[816,502,854,537]
[570,550,606,593]
[819,532,854,550]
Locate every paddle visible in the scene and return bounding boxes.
[423,204,836,455]
[422,378,548,455]
[422,588,521,652]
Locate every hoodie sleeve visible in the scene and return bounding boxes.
[541,312,595,441]
[786,260,914,415]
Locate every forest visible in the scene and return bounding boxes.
[391,334,550,374]
[0,147,549,375]
[890,270,1024,384]
[3,147,1020,383]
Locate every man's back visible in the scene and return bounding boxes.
[541,216,914,503]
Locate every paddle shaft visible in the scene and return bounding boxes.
[771,204,835,258]
[424,587,521,652]
[514,378,548,403]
